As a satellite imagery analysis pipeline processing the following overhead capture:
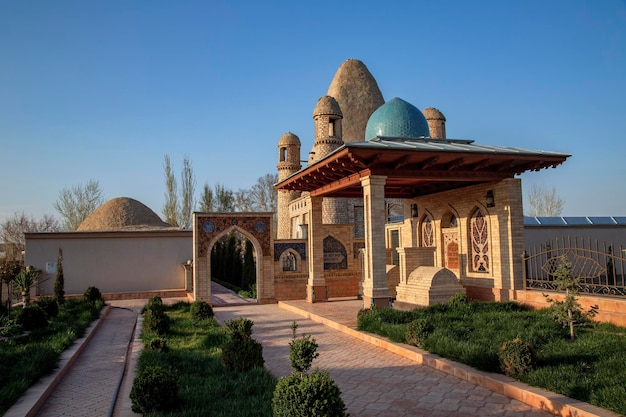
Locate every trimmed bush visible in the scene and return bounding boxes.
[143,307,170,335]
[190,300,214,321]
[447,291,469,307]
[272,370,347,417]
[17,304,49,331]
[130,366,180,413]
[405,318,433,348]
[147,337,169,352]
[142,295,165,314]
[35,296,59,318]
[224,317,254,340]
[498,337,537,377]
[221,335,265,373]
[83,286,103,305]
[289,334,319,374]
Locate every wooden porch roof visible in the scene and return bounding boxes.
[275,137,570,199]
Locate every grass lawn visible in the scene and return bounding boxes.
[0,299,104,415]
[357,298,626,416]
[137,302,276,417]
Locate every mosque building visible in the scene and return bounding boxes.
[274,59,569,308]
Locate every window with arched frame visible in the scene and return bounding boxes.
[420,215,435,247]
[282,251,297,272]
[470,209,490,273]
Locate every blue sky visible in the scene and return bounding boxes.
[1,0,625,224]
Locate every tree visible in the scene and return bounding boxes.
[163,155,179,226]
[54,247,65,304]
[248,173,278,212]
[178,156,196,228]
[526,183,564,217]
[199,183,234,212]
[54,179,104,230]
[1,212,61,260]
[544,257,598,341]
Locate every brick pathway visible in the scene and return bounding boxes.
[214,303,553,417]
[34,307,137,417]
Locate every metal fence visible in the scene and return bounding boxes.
[522,236,626,297]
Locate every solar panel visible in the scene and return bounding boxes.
[613,217,626,225]
[563,217,591,225]
[523,217,540,225]
[587,217,616,225]
[536,217,566,225]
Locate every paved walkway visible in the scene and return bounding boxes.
[214,302,552,417]
[34,307,137,417]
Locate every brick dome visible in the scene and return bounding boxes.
[77,197,172,231]
[312,95,342,118]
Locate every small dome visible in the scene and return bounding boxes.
[278,132,301,146]
[77,197,172,231]
[313,96,342,118]
[423,107,446,121]
[365,98,430,140]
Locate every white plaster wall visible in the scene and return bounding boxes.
[25,231,191,296]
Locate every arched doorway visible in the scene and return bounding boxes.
[193,213,274,304]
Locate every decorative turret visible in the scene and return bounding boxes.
[309,96,344,164]
[277,132,302,239]
[423,107,446,139]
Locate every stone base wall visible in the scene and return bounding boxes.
[515,290,626,327]
[274,271,361,301]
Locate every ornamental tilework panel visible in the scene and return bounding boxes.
[324,236,347,270]
[274,242,307,261]
[197,216,271,257]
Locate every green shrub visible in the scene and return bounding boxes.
[405,318,433,348]
[17,304,48,330]
[224,317,254,340]
[190,300,214,321]
[288,321,319,374]
[147,337,169,352]
[221,335,264,372]
[0,316,23,337]
[35,296,59,318]
[447,291,469,307]
[498,337,537,377]
[143,307,170,335]
[142,295,165,314]
[83,286,103,304]
[272,370,347,417]
[130,366,180,413]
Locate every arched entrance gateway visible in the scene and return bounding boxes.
[192,213,275,304]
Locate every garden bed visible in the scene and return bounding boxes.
[357,298,626,416]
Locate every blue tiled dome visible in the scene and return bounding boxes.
[365,97,430,141]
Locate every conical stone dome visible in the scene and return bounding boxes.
[327,59,384,143]
[77,197,172,231]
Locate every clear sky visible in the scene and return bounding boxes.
[1,0,625,225]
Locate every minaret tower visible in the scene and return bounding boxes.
[308,95,349,224]
[277,132,302,239]
[423,107,447,139]
[308,96,344,164]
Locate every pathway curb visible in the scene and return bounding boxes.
[278,301,621,417]
[5,305,113,417]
